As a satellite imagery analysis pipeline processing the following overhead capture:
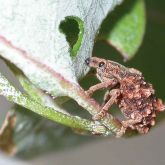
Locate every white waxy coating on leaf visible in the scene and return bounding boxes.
[0,0,123,96]
[0,73,24,103]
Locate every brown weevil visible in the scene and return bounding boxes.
[85,57,165,136]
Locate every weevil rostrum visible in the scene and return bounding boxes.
[85,57,165,136]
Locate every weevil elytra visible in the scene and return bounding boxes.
[85,57,165,136]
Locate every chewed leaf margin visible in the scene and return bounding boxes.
[59,16,84,58]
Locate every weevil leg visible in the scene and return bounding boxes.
[136,126,150,134]
[116,120,137,138]
[93,89,120,120]
[116,117,143,137]
[102,89,120,111]
[122,119,141,127]
[102,90,111,106]
[85,79,117,96]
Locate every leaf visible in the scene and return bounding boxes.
[0,0,126,124]
[0,0,123,97]
[12,106,92,159]
[0,106,93,159]
[18,75,70,115]
[1,70,121,158]
[0,71,109,135]
[99,0,146,60]
[2,59,70,113]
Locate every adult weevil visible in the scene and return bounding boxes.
[85,57,165,136]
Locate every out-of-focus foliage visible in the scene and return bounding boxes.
[99,0,145,59]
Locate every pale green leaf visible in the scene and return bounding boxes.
[0,0,123,97]
[99,0,145,59]
[0,0,125,120]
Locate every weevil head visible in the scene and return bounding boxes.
[85,57,107,68]
[85,57,108,80]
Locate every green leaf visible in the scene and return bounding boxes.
[0,0,125,123]
[12,106,92,159]
[0,71,121,158]
[0,0,124,97]
[0,71,109,135]
[0,106,93,159]
[99,0,146,60]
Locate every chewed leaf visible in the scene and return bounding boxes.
[0,0,123,97]
[99,0,145,60]
[0,1,125,141]
[59,16,84,58]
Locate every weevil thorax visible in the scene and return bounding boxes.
[104,60,127,81]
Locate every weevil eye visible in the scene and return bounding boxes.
[85,58,90,65]
[99,61,105,67]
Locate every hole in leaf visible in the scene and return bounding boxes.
[59,16,84,58]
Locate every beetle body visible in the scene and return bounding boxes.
[85,57,164,134]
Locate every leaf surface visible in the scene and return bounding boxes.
[99,0,145,59]
[0,0,123,96]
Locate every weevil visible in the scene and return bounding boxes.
[85,57,165,136]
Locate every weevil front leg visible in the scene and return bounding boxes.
[93,89,120,120]
[85,79,117,96]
